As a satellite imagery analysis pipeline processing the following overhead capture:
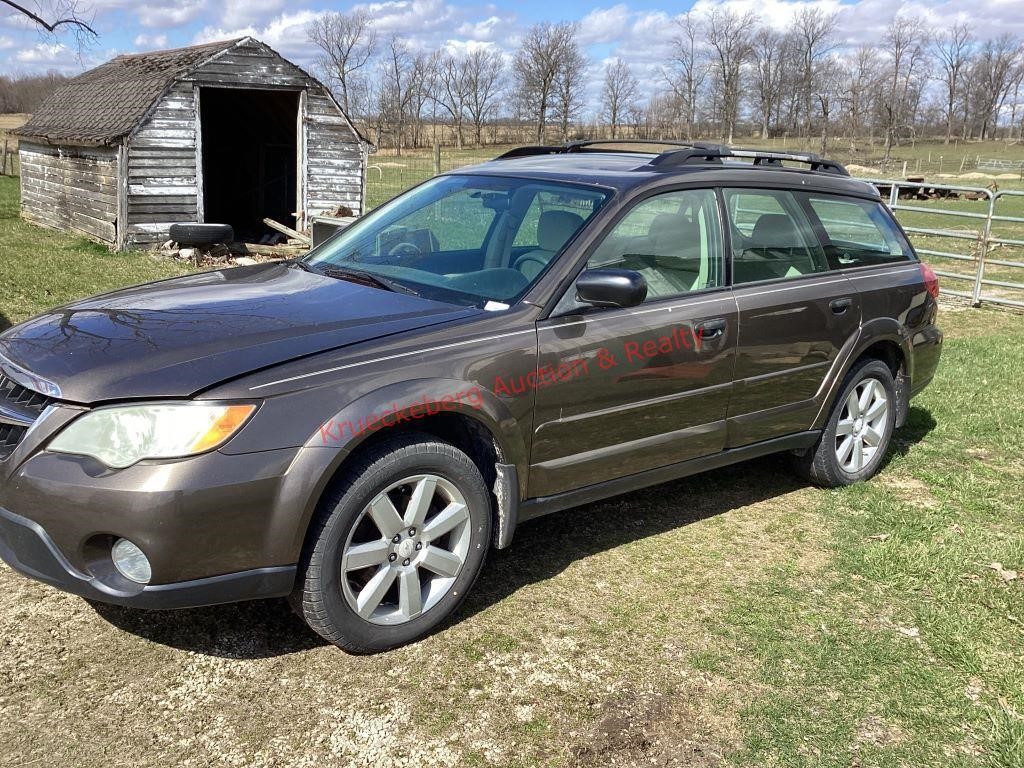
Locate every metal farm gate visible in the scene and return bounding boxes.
[857,178,1024,310]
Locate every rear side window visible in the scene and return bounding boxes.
[723,189,828,284]
[806,196,913,268]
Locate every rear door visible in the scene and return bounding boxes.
[529,187,738,498]
[723,187,860,447]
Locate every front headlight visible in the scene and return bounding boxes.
[48,403,256,468]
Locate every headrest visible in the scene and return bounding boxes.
[751,214,801,248]
[537,210,584,252]
[649,213,699,244]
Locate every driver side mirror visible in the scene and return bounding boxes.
[575,268,648,308]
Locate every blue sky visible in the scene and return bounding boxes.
[2,0,1022,98]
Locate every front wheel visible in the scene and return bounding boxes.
[292,434,492,653]
[791,358,896,487]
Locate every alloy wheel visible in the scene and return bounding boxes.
[340,474,471,625]
[835,377,889,474]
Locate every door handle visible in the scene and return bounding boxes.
[830,297,853,314]
[696,318,727,339]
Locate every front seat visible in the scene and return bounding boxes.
[514,210,584,280]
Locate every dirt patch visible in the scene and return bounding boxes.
[853,714,907,748]
[884,476,941,509]
[569,686,740,768]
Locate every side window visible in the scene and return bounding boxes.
[806,196,913,268]
[723,189,828,284]
[583,189,724,302]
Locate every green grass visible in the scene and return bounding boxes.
[0,175,189,326]
[0,167,1022,767]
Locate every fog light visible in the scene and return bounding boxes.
[111,538,152,584]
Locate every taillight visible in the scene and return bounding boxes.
[920,262,939,299]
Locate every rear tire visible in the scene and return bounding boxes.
[791,358,896,488]
[292,433,491,653]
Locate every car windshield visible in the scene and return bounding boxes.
[303,175,610,307]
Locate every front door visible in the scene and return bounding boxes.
[529,188,738,498]
[722,187,861,447]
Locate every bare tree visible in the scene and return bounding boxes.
[975,34,1022,139]
[308,10,376,116]
[705,7,757,144]
[378,35,416,155]
[880,15,929,161]
[434,54,470,149]
[2,0,96,50]
[751,27,784,139]
[553,35,587,142]
[792,8,838,136]
[841,44,881,151]
[601,59,639,139]
[463,49,504,147]
[513,22,580,143]
[664,12,707,140]
[932,23,974,143]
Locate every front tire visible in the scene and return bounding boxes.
[292,434,492,653]
[792,358,896,488]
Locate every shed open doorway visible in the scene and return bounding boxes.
[199,87,299,241]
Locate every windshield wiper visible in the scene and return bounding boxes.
[315,264,420,296]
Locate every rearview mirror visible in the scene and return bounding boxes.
[575,268,648,308]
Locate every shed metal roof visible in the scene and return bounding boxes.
[13,38,247,146]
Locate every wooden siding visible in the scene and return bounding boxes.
[28,38,366,250]
[304,88,363,218]
[183,39,312,89]
[125,82,199,247]
[18,141,118,245]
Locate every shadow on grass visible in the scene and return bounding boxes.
[0,311,10,332]
[90,409,936,659]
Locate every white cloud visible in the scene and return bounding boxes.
[137,0,206,29]
[579,4,632,45]
[194,9,323,65]
[223,0,288,28]
[455,15,507,42]
[133,34,169,49]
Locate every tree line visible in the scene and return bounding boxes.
[0,72,69,114]
[309,9,1024,158]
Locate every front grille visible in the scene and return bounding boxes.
[0,372,51,416]
[0,371,54,460]
[0,423,27,460]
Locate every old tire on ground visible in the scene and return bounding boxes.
[168,223,234,247]
[791,357,897,488]
[291,433,492,653]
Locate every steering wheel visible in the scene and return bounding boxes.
[513,253,548,276]
[386,241,423,261]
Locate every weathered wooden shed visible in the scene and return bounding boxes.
[13,37,369,249]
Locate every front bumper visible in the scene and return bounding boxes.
[0,428,308,608]
[0,505,295,608]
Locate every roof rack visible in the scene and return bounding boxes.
[492,140,849,176]
[647,145,849,175]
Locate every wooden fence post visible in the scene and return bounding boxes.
[1,139,8,176]
[433,141,441,176]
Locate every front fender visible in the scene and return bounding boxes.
[268,377,528,563]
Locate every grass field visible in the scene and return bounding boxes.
[1,172,1023,767]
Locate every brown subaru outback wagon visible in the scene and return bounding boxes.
[0,142,942,652]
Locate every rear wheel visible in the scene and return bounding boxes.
[791,358,896,487]
[292,434,491,653]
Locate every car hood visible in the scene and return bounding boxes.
[0,262,477,403]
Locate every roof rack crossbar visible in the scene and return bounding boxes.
[649,145,849,176]
[492,140,849,176]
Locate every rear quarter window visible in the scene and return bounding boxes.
[807,196,914,268]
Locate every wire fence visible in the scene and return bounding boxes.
[364,144,504,210]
